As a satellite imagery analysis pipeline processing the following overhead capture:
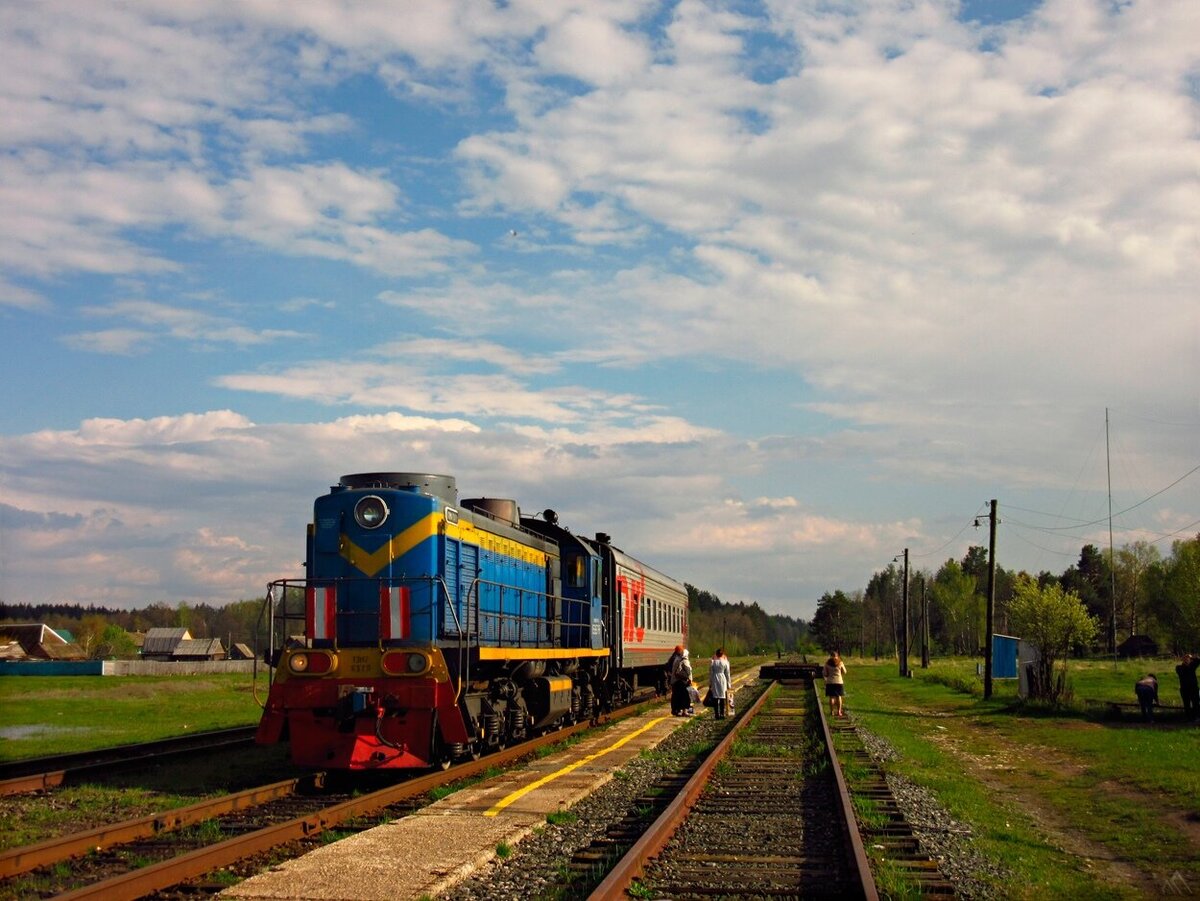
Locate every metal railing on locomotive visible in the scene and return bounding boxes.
[252,577,465,706]
[252,577,597,709]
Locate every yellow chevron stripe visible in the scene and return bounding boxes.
[339,513,441,576]
[339,510,551,576]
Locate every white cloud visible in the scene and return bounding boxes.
[0,278,51,312]
[62,328,156,356]
[535,13,652,87]
[0,0,1196,617]
[69,299,304,351]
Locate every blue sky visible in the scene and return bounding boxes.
[1,0,1197,617]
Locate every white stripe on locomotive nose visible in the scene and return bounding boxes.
[308,586,336,639]
[387,587,401,639]
[382,586,409,639]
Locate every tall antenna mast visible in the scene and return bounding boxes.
[1106,408,1117,659]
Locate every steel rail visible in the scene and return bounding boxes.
[43,699,653,901]
[589,678,880,901]
[0,727,258,796]
[813,678,880,901]
[0,776,312,879]
[588,679,776,899]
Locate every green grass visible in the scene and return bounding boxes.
[0,672,270,760]
[847,656,1200,899]
[914,654,1182,708]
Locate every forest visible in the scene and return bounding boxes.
[809,534,1200,659]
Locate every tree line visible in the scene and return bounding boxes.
[808,534,1200,660]
[684,584,810,658]
[1,587,814,661]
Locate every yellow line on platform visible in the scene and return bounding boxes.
[482,716,671,817]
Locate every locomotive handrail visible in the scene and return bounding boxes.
[464,577,592,650]
[250,583,280,709]
[260,573,596,716]
[436,577,467,704]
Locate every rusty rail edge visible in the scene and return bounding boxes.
[814,679,880,901]
[46,701,651,901]
[0,777,309,879]
[587,680,776,900]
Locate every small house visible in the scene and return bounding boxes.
[171,638,226,661]
[142,627,192,660]
[1117,635,1158,658]
[0,623,86,660]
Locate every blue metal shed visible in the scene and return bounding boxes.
[993,633,1019,679]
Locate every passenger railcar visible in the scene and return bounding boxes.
[255,472,688,770]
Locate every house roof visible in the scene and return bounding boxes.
[143,627,191,655]
[171,638,225,658]
[0,623,85,659]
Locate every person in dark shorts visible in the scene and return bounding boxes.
[1135,673,1158,722]
[823,652,847,718]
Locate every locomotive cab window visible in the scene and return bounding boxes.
[567,554,585,588]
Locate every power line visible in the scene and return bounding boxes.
[910,517,978,561]
[1149,519,1200,546]
[995,463,1200,532]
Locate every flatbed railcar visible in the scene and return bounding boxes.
[255,472,688,770]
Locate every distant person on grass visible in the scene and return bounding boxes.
[1134,673,1159,722]
[824,651,847,718]
[1175,654,1199,720]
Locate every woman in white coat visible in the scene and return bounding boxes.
[708,648,732,719]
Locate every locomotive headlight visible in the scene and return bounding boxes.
[406,652,428,674]
[354,495,389,529]
[287,651,336,675]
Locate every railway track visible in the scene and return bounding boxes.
[589,681,875,899]
[827,717,957,898]
[588,676,956,899]
[0,699,654,901]
[0,727,259,796]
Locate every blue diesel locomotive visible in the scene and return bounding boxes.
[255,472,688,770]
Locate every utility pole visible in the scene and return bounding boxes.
[900,548,910,678]
[1106,408,1117,659]
[984,499,997,700]
[920,574,929,668]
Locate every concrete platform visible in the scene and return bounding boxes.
[221,680,747,901]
